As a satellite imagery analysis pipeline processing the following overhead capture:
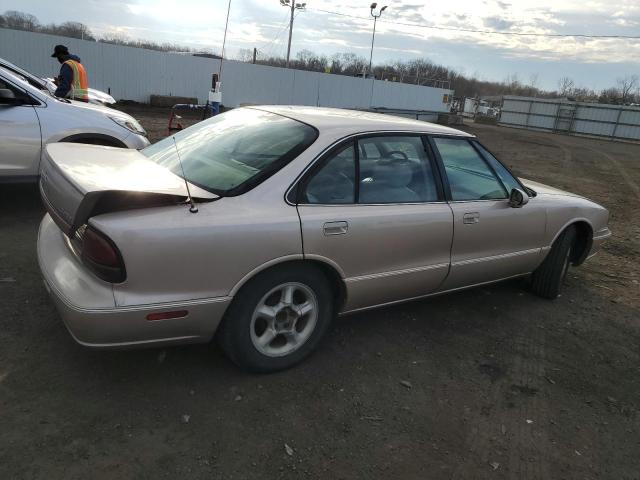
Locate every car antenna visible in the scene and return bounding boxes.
[172,136,198,213]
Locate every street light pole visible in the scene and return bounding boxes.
[366,3,387,78]
[281,0,306,68]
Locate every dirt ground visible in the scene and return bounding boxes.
[1,108,639,480]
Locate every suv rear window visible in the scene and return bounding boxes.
[142,108,318,195]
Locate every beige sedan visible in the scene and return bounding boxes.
[37,106,611,372]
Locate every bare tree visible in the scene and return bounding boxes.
[59,21,94,40]
[329,53,343,74]
[338,53,366,76]
[617,75,639,104]
[528,73,539,96]
[2,10,39,31]
[571,87,598,102]
[394,60,409,82]
[236,48,254,62]
[558,77,575,97]
[599,87,619,104]
[504,73,521,92]
[41,21,95,40]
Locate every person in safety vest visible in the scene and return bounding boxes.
[51,44,89,102]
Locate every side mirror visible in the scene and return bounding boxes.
[508,188,529,208]
[0,88,25,106]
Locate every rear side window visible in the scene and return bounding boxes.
[304,144,356,204]
[433,138,508,201]
[358,136,438,203]
[302,135,439,204]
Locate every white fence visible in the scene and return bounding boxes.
[499,95,640,142]
[0,28,452,114]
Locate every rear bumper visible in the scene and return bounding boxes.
[587,227,612,259]
[37,214,231,349]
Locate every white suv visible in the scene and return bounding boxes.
[0,63,149,183]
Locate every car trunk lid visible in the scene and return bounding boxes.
[40,142,217,236]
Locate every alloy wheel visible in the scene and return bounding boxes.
[250,282,319,357]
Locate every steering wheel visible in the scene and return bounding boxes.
[386,150,410,161]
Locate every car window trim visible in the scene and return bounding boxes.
[466,140,510,198]
[294,139,357,204]
[420,135,446,202]
[292,131,450,206]
[470,139,530,194]
[354,138,361,203]
[0,72,42,106]
[355,133,441,205]
[427,134,511,203]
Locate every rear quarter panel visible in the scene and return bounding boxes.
[91,194,303,307]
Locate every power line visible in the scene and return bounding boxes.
[307,7,640,40]
[258,9,304,60]
[256,11,293,58]
[255,10,291,52]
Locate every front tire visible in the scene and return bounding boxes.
[530,226,577,299]
[217,265,334,373]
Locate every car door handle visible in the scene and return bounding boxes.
[323,221,349,236]
[463,212,480,224]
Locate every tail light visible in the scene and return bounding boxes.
[81,226,126,283]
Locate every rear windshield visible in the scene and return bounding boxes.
[141,108,318,196]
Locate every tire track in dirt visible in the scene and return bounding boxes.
[505,328,551,480]
[451,325,551,479]
[590,148,640,201]
[551,136,640,202]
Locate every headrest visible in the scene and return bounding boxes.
[375,159,414,187]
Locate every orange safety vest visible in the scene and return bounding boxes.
[63,59,89,102]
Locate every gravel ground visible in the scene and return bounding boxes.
[0,108,639,479]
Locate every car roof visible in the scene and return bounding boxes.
[251,105,473,137]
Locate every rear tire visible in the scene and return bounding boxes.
[217,264,334,373]
[530,226,577,299]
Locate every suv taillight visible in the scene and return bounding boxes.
[81,226,126,283]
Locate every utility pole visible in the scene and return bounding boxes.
[280,0,306,68]
[366,3,388,78]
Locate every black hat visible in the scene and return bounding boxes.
[51,45,69,58]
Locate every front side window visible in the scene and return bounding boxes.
[142,108,317,195]
[433,137,508,201]
[473,142,522,193]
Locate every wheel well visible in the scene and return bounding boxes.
[60,133,126,148]
[569,221,593,266]
[234,259,347,313]
[307,260,347,313]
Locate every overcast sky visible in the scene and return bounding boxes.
[5,0,640,91]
